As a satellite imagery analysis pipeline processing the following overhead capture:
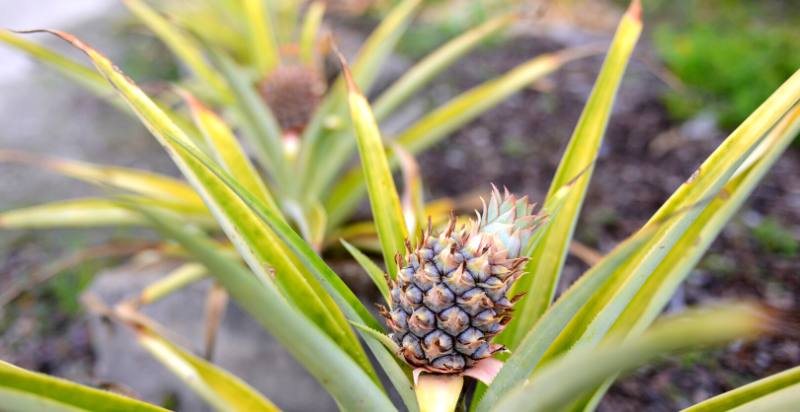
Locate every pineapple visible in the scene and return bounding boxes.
[258,64,326,133]
[381,188,545,373]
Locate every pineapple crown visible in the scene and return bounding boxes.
[381,187,545,374]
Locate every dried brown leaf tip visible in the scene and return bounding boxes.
[382,187,544,373]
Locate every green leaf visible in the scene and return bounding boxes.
[0,30,109,97]
[341,239,391,304]
[32,29,370,377]
[0,197,211,229]
[0,360,167,412]
[128,203,395,411]
[349,321,401,354]
[181,90,280,214]
[0,150,205,209]
[241,0,279,74]
[394,144,426,239]
[0,30,200,137]
[124,0,230,101]
[372,13,516,121]
[139,262,208,305]
[296,0,423,198]
[342,61,408,277]
[299,1,326,67]
[569,104,800,411]
[323,45,597,229]
[538,67,800,369]
[508,1,643,347]
[211,51,289,189]
[476,222,659,412]
[492,304,779,412]
[683,365,800,412]
[135,326,279,412]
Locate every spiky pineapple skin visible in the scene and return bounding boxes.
[258,65,325,132]
[382,190,542,374]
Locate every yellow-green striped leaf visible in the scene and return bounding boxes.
[342,60,408,277]
[124,0,230,101]
[493,304,780,412]
[180,90,280,214]
[507,1,643,347]
[135,326,279,412]
[30,29,372,382]
[0,360,167,412]
[241,0,279,74]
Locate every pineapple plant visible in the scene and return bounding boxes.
[2,1,800,411]
[0,0,590,251]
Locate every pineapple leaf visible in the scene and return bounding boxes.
[0,197,212,229]
[539,68,800,370]
[0,29,110,97]
[394,144,426,239]
[493,304,781,412]
[299,1,326,67]
[180,89,281,214]
[323,45,597,229]
[349,321,400,354]
[210,51,289,189]
[0,30,201,136]
[127,202,395,410]
[133,324,280,412]
[340,55,408,277]
[31,29,371,376]
[241,0,280,74]
[341,239,391,304]
[683,365,800,411]
[0,360,167,412]
[476,221,660,412]
[508,0,643,347]
[296,0,423,197]
[372,12,517,121]
[138,262,208,305]
[124,0,230,102]
[0,150,205,209]
[574,103,800,410]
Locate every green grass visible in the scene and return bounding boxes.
[653,1,800,132]
[752,216,799,256]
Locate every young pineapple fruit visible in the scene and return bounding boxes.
[258,64,326,133]
[381,188,545,373]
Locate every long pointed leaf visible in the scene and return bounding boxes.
[341,60,408,276]
[134,325,279,412]
[296,0,423,196]
[341,239,391,304]
[683,365,800,412]
[507,1,643,347]
[30,29,371,377]
[181,90,280,214]
[0,197,211,229]
[124,0,230,101]
[476,222,659,412]
[372,13,516,121]
[0,150,204,208]
[241,0,279,74]
[323,46,597,228]
[492,304,782,412]
[128,203,395,411]
[571,104,800,410]
[0,360,167,412]
[539,68,800,368]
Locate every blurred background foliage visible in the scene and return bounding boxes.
[649,0,800,132]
